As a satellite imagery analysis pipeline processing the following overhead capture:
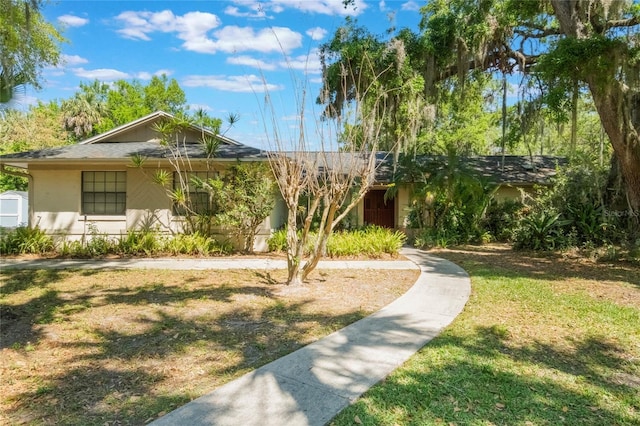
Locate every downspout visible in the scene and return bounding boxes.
[0,164,34,227]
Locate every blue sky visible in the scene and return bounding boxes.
[30,0,425,148]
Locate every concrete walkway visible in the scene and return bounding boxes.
[1,248,470,425]
[149,247,471,426]
[0,257,417,271]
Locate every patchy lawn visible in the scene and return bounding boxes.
[0,267,419,425]
[331,245,640,426]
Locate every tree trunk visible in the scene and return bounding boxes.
[587,80,640,212]
[550,0,640,212]
[570,80,578,157]
[285,207,303,286]
[301,203,337,282]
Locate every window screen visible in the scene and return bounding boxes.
[82,171,126,215]
[173,171,218,215]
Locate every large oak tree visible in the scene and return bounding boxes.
[328,0,640,212]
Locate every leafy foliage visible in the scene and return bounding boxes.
[0,0,64,104]
[482,199,525,242]
[212,162,276,253]
[397,152,497,247]
[0,226,54,254]
[268,226,406,258]
[513,165,632,251]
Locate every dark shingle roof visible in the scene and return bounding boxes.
[0,141,266,166]
[374,154,566,185]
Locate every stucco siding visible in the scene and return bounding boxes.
[108,127,203,144]
[494,184,536,202]
[396,185,411,229]
[31,167,130,238]
[126,168,173,233]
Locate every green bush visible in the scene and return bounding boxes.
[268,226,406,257]
[327,226,406,257]
[267,229,288,252]
[482,199,525,242]
[513,164,629,252]
[117,230,162,256]
[513,210,572,250]
[0,226,55,255]
[83,224,118,257]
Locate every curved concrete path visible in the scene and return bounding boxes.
[1,248,470,425]
[149,248,471,426]
[0,257,416,271]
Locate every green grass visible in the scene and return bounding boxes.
[331,248,640,425]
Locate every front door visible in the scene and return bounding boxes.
[363,190,395,228]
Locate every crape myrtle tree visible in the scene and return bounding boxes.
[334,0,640,214]
[264,56,392,286]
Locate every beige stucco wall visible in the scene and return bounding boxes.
[28,162,281,252]
[126,167,174,232]
[396,185,412,229]
[110,126,203,143]
[494,184,536,202]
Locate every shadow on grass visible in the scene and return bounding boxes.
[434,245,640,288]
[334,327,639,425]
[3,275,370,425]
[1,269,104,349]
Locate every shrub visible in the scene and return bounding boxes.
[268,226,406,257]
[513,164,629,252]
[482,199,525,242]
[117,230,163,256]
[513,210,572,250]
[82,224,117,257]
[267,229,288,252]
[0,226,55,255]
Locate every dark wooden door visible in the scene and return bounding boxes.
[363,190,395,228]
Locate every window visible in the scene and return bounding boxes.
[82,171,126,215]
[173,171,218,215]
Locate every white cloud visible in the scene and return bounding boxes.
[306,27,327,41]
[401,1,421,11]
[134,69,175,80]
[229,0,366,16]
[188,103,213,112]
[57,14,89,27]
[281,51,322,74]
[61,54,88,66]
[72,67,130,80]
[115,10,222,47]
[227,55,277,71]
[207,26,302,54]
[115,10,301,55]
[182,74,282,93]
[379,1,387,11]
[224,5,268,19]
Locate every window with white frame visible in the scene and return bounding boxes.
[82,171,126,215]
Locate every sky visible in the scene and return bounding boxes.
[28,0,426,149]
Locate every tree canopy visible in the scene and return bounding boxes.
[0,0,64,104]
[323,0,640,211]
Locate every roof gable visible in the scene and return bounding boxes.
[79,111,240,146]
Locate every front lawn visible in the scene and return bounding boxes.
[331,245,640,425]
[0,267,419,425]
